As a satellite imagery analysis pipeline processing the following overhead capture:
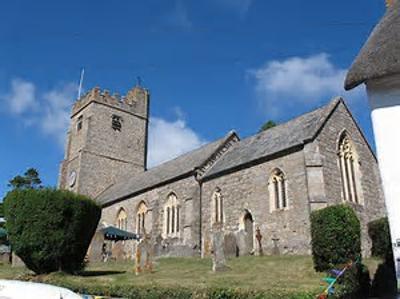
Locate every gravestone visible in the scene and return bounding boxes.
[135,234,153,275]
[236,230,247,256]
[203,237,211,257]
[255,227,263,256]
[112,241,126,261]
[87,230,104,262]
[224,233,238,257]
[11,252,25,268]
[212,223,229,272]
[272,236,280,255]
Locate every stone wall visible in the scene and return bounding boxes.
[59,87,149,199]
[315,100,386,256]
[101,176,201,259]
[201,149,312,256]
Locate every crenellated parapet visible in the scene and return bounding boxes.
[72,86,150,119]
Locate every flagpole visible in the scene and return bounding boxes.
[78,68,85,99]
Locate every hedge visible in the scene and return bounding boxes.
[310,204,361,272]
[367,217,392,259]
[4,188,101,274]
[332,263,370,299]
[368,218,397,297]
[24,276,317,299]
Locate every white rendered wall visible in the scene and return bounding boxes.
[367,74,400,282]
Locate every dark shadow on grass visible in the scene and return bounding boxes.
[77,270,126,277]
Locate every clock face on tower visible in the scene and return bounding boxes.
[68,171,77,188]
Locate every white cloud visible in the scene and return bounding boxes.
[148,117,206,167]
[2,78,37,114]
[2,78,76,147]
[165,0,192,31]
[41,83,77,147]
[249,53,364,117]
[2,78,206,164]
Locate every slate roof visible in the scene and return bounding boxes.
[97,131,237,206]
[345,1,400,90]
[203,98,341,179]
[98,98,341,206]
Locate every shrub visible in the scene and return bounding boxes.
[310,204,361,272]
[368,217,392,259]
[4,188,101,274]
[23,277,317,299]
[333,263,370,299]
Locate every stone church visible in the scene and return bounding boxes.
[58,85,386,259]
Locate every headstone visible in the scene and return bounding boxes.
[203,237,211,257]
[87,230,105,262]
[135,234,153,275]
[112,241,126,261]
[135,244,142,275]
[11,252,25,268]
[272,236,280,255]
[224,233,238,257]
[212,223,229,272]
[255,227,263,256]
[235,230,247,256]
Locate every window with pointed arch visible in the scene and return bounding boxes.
[338,132,362,204]
[136,201,148,234]
[116,208,128,231]
[212,188,223,224]
[164,193,180,237]
[269,169,288,211]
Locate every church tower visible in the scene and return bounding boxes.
[58,85,150,199]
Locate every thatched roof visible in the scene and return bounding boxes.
[345,1,400,90]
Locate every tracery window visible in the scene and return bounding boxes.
[136,201,148,234]
[212,189,223,224]
[116,208,128,231]
[338,132,360,203]
[269,169,288,210]
[164,193,180,237]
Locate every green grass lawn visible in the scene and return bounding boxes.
[0,256,383,297]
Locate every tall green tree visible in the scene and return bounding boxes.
[259,120,277,133]
[8,168,42,190]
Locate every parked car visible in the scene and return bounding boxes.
[0,280,82,299]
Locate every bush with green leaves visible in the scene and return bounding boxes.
[310,204,361,272]
[22,277,317,299]
[332,263,370,299]
[368,217,392,259]
[4,188,101,274]
[368,218,397,297]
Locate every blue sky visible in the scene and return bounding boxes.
[0,0,386,198]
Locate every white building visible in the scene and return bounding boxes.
[345,0,400,285]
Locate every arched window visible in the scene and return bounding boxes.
[338,132,360,203]
[136,201,148,234]
[116,208,127,231]
[212,189,223,224]
[269,169,288,211]
[164,193,180,237]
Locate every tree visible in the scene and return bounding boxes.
[259,120,276,133]
[4,188,101,274]
[8,168,42,190]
